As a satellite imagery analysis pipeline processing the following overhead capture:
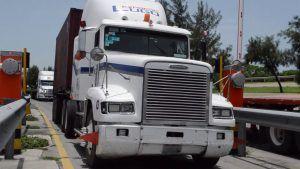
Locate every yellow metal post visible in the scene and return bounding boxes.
[23,48,27,94]
[13,123,22,154]
[219,55,223,91]
[23,48,31,115]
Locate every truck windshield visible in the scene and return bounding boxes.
[40,81,53,86]
[104,27,188,59]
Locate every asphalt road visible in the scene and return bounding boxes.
[33,100,300,169]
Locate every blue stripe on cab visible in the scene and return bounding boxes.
[80,67,94,74]
[110,63,144,74]
[99,62,144,75]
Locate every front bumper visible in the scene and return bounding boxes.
[37,93,53,99]
[95,124,233,158]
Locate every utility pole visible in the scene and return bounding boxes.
[237,0,244,61]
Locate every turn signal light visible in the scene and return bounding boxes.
[80,21,86,28]
[144,14,150,22]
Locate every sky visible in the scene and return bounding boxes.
[0,0,299,69]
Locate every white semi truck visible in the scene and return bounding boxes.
[37,71,54,100]
[53,0,235,167]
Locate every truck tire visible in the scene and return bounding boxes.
[60,100,67,133]
[294,132,300,152]
[86,110,99,167]
[53,96,63,124]
[267,127,293,154]
[192,156,219,168]
[64,101,76,138]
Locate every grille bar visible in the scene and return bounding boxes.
[144,65,209,125]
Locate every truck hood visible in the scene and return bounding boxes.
[104,51,213,72]
[212,94,233,108]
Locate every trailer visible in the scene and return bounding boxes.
[244,93,300,154]
[52,8,83,125]
[53,0,236,168]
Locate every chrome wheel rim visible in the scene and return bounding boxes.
[270,127,285,146]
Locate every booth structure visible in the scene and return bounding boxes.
[0,49,30,154]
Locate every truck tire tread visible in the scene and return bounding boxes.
[65,101,76,138]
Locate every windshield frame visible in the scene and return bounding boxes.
[101,26,190,59]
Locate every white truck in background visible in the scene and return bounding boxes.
[37,71,54,100]
[53,0,235,168]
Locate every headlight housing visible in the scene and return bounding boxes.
[101,102,135,114]
[212,107,233,119]
[39,89,46,93]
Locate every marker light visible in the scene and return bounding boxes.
[80,21,86,28]
[75,51,86,61]
[144,14,150,22]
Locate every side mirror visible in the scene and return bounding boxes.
[231,71,245,88]
[90,47,105,61]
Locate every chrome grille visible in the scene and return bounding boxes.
[144,67,209,125]
[46,89,53,94]
[45,89,53,97]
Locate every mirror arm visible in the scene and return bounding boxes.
[100,54,109,96]
[105,54,108,96]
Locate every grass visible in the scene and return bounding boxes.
[26,115,38,121]
[42,156,61,161]
[244,87,300,93]
[21,136,49,149]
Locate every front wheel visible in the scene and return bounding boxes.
[192,156,219,168]
[295,132,300,152]
[86,110,99,167]
[64,101,76,138]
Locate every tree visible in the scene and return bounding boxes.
[159,0,173,25]
[43,66,53,71]
[216,45,233,66]
[170,0,192,29]
[243,65,271,78]
[47,66,53,71]
[281,16,300,84]
[245,36,292,93]
[28,65,39,97]
[190,1,222,62]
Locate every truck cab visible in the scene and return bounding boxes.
[37,71,54,100]
[54,0,235,168]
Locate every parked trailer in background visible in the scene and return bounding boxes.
[53,0,235,168]
[244,94,300,154]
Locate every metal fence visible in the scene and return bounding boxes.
[245,75,296,82]
[0,99,27,159]
[233,107,300,156]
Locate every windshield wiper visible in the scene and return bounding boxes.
[153,44,168,56]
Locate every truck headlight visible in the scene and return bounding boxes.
[101,102,135,114]
[39,89,46,93]
[212,107,233,119]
